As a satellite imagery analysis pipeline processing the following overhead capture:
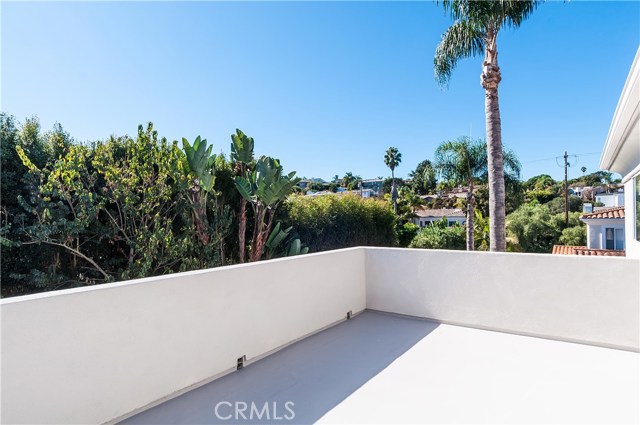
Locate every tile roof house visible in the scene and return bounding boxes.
[412,207,466,227]
[580,202,626,254]
[554,206,627,256]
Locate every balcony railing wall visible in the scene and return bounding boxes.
[1,247,637,424]
[366,248,639,351]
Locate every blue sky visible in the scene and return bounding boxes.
[2,1,638,181]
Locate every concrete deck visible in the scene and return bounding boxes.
[122,311,639,425]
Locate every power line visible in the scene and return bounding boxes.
[521,151,600,165]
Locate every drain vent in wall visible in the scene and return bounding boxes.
[347,310,353,320]
[237,355,246,370]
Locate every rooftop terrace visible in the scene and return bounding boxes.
[124,311,638,425]
[2,247,639,424]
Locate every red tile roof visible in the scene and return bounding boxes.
[552,245,626,257]
[552,245,587,255]
[581,206,625,219]
[573,247,626,257]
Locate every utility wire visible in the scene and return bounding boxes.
[521,151,599,165]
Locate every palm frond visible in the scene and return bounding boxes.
[500,0,543,29]
[434,20,485,86]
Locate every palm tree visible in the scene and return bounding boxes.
[230,129,255,263]
[434,0,541,251]
[435,137,520,251]
[435,137,485,250]
[384,147,402,213]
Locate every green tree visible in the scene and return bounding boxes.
[283,194,397,251]
[409,218,466,250]
[398,222,420,248]
[409,159,437,195]
[341,172,361,190]
[559,225,586,247]
[473,209,490,251]
[230,129,255,263]
[434,137,486,250]
[382,177,404,195]
[182,136,217,247]
[234,156,300,262]
[523,174,560,204]
[545,195,583,215]
[506,203,556,253]
[384,147,402,213]
[506,203,584,253]
[434,0,541,251]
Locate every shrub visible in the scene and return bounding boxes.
[398,222,419,247]
[409,220,465,250]
[559,225,586,246]
[282,194,397,252]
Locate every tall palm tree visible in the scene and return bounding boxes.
[434,0,541,251]
[384,147,402,213]
[435,136,521,251]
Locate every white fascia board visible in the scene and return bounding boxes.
[600,47,640,175]
[580,218,625,226]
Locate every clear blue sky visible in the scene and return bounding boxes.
[2,1,638,181]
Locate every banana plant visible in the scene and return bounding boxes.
[182,136,216,246]
[234,155,300,262]
[265,222,309,259]
[230,129,255,263]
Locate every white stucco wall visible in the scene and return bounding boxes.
[3,246,639,424]
[0,248,366,425]
[595,193,625,207]
[583,219,626,250]
[365,248,639,351]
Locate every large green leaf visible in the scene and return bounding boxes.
[234,177,255,202]
[230,129,255,164]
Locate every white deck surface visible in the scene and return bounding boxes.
[123,311,639,424]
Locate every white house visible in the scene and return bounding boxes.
[595,191,625,208]
[412,208,466,227]
[599,47,640,259]
[580,206,625,251]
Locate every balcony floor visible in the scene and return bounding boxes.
[122,310,639,424]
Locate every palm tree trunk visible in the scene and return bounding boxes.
[192,190,210,246]
[466,182,475,251]
[238,199,247,263]
[391,169,397,214]
[481,29,506,252]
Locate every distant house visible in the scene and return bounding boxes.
[580,206,625,251]
[595,192,625,208]
[412,208,466,228]
[361,179,384,196]
[297,180,312,189]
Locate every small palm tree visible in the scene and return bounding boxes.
[230,129,255,263]
[435,137,520,251]
[384,147,402,213]
[581,166,587,175]
[434,0,541,251]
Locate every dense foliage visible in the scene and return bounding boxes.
[506,203,585,253]
[282,194,398,252]
[408,218,466,250]
[0,115,300,297]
